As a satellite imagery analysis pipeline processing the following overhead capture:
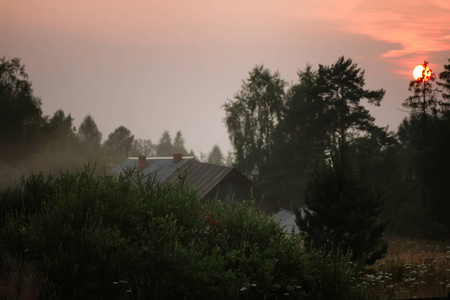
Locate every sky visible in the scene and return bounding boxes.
[2,0,450,157]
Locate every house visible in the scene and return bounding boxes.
[114,154,287,226]
[113,154,253,203]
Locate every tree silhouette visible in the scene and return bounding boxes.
[207,144,224,165]
[173,131,188,155]
[104,126,134,156]
[224,65,285,179]
[79,115,102,151]
[296,139,388,265]
[403,61,440,132]
[316,56,385,140]
[0,57,43,164]
[257,58,386,208]
[156,131,174,156]
[131,139,155,156]
[42,109,77,146]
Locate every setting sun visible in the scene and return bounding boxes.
[413,64,432,82]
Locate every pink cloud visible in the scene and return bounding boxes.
[297,0,450,72]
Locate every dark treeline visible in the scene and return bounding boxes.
[0,56,227,190]
[225,57,450,239]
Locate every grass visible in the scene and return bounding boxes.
[361,237,450,299]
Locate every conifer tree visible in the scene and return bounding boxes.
[79,115,102,151]
[207,144,224,165]
[156,131,174,156]
[296,139,388,265]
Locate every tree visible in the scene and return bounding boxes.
[396,61,447,234]
[403,61,442,139]
[316,56,385,140]
[79,115,102,151]
[225,151,234,167]
[393,61,450,237]
[438,58,450,102]
[131,139,155,157]
[0,57,43,164]
[258,65,328,208]
[207,144,224,165]
[42,109,77,147]
[103,126,134,156]
[394,116,450,237]
[259,58,386,208]
[223,65,285,179]
[173,131,188,155]
[156,131,174,156]
[296,139,388,265]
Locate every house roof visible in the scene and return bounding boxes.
[165,159,241,197]
[113,156,192,182]
[113,156,252,198]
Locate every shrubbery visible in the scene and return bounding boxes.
[0,167,366,299]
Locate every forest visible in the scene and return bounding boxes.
[224,57,450,239]
[0,57,227,190]
[1,55,450,299]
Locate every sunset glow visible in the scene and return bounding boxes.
[298,0,450,73]
[2,0,449,154]
[413,64,432,81]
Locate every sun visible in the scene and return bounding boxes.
[413,65,424,80]
[413,64,432,82]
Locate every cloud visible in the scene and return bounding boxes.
[432,0,450,10]
[297,0,450,71]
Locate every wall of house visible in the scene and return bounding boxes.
[205,174,250,202]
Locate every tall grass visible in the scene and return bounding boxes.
[361,237,450,299]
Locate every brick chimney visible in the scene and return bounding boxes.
[138,155,147,171]
[173,153,182,164]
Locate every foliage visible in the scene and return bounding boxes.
[258,65,328,208]
[103,126,134,156]
[316,56,384,139]
[41,109,77,147]
[78,115,102,151]
[173,131,188,155]
[131,138,155,157]
[437,58,450,102]
[403,61,446,120]
[361,237,450,299]
[156,130,174,156]
[296,139,388,266]
[0,56,43,165]
[389,59,450,238]
[207,144,225,165]
[0,254,44,299]
[0,168,367,299]
[255,58,386,209]
[224,65,286,179]
[393,115,450,237]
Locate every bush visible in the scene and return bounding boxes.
[0,167,367,299]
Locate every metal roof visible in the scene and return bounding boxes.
[165,159,237,197]
[113,157,251,198]
[113,157,192,182]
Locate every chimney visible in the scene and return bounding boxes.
[173,153,182,164]
[138,155,147,171]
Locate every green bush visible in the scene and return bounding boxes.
[0,167,367,299]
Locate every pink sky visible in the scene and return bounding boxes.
[2,0,449,156]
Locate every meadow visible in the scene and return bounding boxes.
[362,237,450,299]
